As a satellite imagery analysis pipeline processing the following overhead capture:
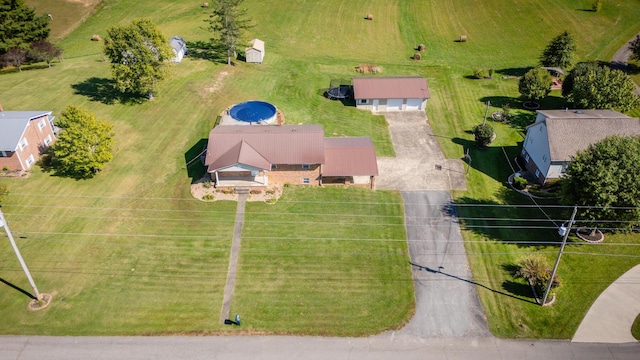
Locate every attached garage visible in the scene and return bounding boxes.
[386,99,403,111]
[405,98,423,110]
[353,76,430,112]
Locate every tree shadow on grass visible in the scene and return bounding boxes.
[410,262,536,304]
[184,138,208,183]
[494,66,534,77]
[186,40,228,64]
[0,277,36,299]
[71,77,146,105]
[452,137,521,184]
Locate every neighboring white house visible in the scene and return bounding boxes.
[521,109,640,184]
[170,36,187,63]
[245,38,264,64]
[352,76,430,111]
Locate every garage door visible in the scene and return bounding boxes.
[386,99,403,111]
[406,98,423,110]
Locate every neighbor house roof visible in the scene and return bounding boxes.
[170,36,186,52]
[352,76,430,100]
[205,125,325,171]
[0,111,52,150]
[247,38,264,52]
[540,114,640,162]
[323,137,379,176]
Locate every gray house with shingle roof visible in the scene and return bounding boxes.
[521,109,640,184]
[205,125,378,188]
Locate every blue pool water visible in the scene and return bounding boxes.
[229,101,277,123]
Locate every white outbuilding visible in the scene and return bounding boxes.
[245,38,265,64]
[170,36,187,63]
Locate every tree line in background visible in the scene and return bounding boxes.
[0,0,62,70]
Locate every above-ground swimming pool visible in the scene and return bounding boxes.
[229,101,277,124]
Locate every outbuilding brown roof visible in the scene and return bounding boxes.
[205,125,325,171]
[352,76,430,100]
[323,137,379,176]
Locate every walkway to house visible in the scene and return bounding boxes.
[572,264,640,343]
[219,190,248,324]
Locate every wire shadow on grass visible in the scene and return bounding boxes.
[410,262,536,304]
[71,77,146,105]
[0,277,36,300]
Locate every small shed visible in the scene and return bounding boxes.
[170,36,187,63]
[245,38,265,64]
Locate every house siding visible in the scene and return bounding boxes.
[0,151,22,170]
[355,98,427,111]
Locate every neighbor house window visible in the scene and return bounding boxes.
[0,151,7,157]
[19,138,28,150]
[38,119,46,130]
[44,135,52,147]
[301,164,310,169]
[271,164,277,170]
[302,178,310,184]
[521,149,525,155]
[535,169,540,177]
[26,154,35,168]
[359,99,369,105]
[525,154,530,162]
[542,154,547,162]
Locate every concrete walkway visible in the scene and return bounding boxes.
[572,264,640,343]
[219,192,248,324]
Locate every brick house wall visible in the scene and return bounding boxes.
[268,164,321,185]
[0,115,55,171]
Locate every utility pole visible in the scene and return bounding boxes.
[542,206,577,306]
[0,207,43,301]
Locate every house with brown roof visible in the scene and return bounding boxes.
[352,76,430,111]
[0,110,56,172]
[204,125,378,188]
[521,109,640,184]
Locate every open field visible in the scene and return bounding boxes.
[1,0,640,337]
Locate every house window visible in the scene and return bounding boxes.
[44,135,52,147]
[535,169,540,177]
[302,178,310,184]
[38,119,46,130]
[19,138,28,151]
[521,148,525,155]
[301,164,310,169]
[271,164,277,170]
[542,154,547,162]
[26,154,35,168]
[525,154,530,162]
[359,99,369,105]
[0,151,7,157]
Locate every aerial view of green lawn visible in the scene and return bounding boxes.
[1,0,640,338]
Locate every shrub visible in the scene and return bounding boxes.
[202,181,212,189]
[513,176,528,189]
[501,103,511,121]
[250,189,262,194]
[202,194,214,201]
[592,0,602,12]
[473,123,494,147]
[473,68,487,79]
[515,254,560,293]
[2,166,8,172]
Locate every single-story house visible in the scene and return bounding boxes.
[353,76,430,111]
[204,124,378,188]
[0,110,56,171]
[170,36,187,63]
[245,38,264,64]
[521,109,640,184]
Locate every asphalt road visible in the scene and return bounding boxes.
[2,336,639,360]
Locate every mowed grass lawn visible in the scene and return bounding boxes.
[1,0,640,337]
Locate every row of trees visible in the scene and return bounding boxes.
[518,31,639,112]
[103,0,253,99]
[0,0,62,70]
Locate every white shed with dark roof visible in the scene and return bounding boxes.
[353,76,430,112]
[170,36,187,63]
[521,109,640,184]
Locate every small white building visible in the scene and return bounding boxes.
[170,36,187,63]
[245,39,265,64]
[352,76,430,112]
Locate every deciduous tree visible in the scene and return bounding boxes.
[629,34,640,61]
[562,62,640,112]
[29,40,62,67]
[103,18,173,99]
[561,135,640,230]
[540,31,576,69]
[0,0,50,55]
[0,47,27,71]
[518,68,552,103]
[207,0,254,65]
[51,105,115,179]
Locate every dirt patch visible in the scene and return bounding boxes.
[203,71,231,94]
[191,177,283,202]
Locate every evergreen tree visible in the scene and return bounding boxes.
[629,34,640,61]
[207,0,254,65]
[0,0,50,55]
[540,31,576,69]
